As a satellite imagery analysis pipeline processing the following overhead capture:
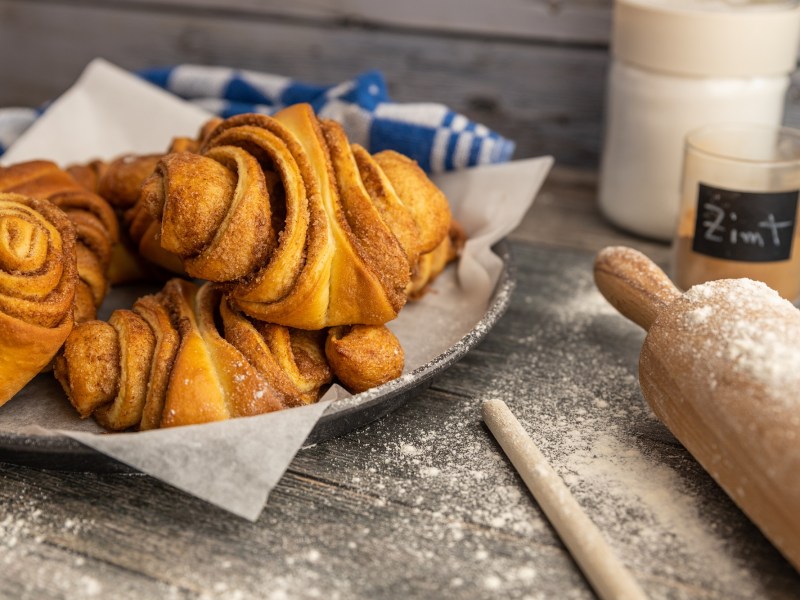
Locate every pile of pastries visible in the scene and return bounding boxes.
[0,104,464,431]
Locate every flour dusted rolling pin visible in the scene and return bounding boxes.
[594,246,800,571]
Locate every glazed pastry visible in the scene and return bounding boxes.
[132,104,457,329]
[0,161,119,322]
[55,279,291,430]
[0,193,77,406]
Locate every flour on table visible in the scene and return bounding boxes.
[301,263,775,598]
[682,278,800,403]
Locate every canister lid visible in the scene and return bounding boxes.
[613,0,800,77]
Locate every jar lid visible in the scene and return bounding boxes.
[613,0,800,77]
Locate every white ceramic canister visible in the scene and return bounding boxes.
[599,0,800,241]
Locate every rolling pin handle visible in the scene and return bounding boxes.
[593,246,681,332]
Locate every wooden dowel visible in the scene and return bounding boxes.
[482,398,649,600]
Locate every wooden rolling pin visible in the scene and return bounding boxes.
[594,246,800,571]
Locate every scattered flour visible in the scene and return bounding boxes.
[682,278,800,397]
[2,259,791,599]
[312,267,778,598]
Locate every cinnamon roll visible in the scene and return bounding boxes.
[0,161,119,321]
[0,193,77,406]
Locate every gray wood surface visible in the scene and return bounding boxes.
[2,2,800,594]
[2,0,799,169]
[109,0,615,43]
[1,168,799,599]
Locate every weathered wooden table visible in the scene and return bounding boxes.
[1,169,798,599]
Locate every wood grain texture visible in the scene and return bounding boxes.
[2,1,800,168]
[2,174,799,598]
[0,0,601,168]
[98,0,615,44]
[1,0,800,589]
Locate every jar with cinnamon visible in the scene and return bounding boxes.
[672,124,800,302]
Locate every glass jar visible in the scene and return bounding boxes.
[673,124,800,302]
[599,0,800,241]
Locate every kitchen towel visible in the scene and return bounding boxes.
[0,65,515,173]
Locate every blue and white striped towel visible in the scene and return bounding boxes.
[0,65,515,173]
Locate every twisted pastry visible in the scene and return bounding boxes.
[0,161,119,322]
[66,159,108,194]
[222,299,403,400]
[97,154,163,209]
[220,300,333,408]
[55,276,405,430]
[64,120,225,285]
[408,221,466,299]
[72,154,168,285]
[132,103,455,329]
[54,279,329,430]
[0,193,77,406]
[66,117,223,209]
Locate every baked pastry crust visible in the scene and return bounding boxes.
[6,107,459,427]
[55,275,409,429]
[0,193,77,406]
[0,161,119,321]
[325,325,404,393]
[55,279,292,430]
[131,104,457,329]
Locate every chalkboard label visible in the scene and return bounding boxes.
[692,183,799,262]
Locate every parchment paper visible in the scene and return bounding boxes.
[0,58,553,520]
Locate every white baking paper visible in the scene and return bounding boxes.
[0,58,553,520]
[1,59,212,166]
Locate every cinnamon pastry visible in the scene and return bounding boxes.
[221,299,403,400]
[96,154,163,209]
[325,325,404,393]
[64,121,225,285]
[68,117,223,209]
[54,279,331,430]
[220,299,333,408]
[66,160,108,194]
[0,193,77,406]
[132,104,457,329]
[408,221,467,299]
[55,276,406,429]
[0,161,119,322]
[71,154,168,285]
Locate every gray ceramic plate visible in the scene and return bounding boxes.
[0,242,514,472]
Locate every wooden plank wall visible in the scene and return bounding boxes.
[0,0,799,167]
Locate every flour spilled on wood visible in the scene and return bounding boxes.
[259,266,784,599]
[280,268,777,599]
[0,492,104,598]
[0,483,192,599]
[1,262,792,599]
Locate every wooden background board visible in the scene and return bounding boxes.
[1,0,799,168]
